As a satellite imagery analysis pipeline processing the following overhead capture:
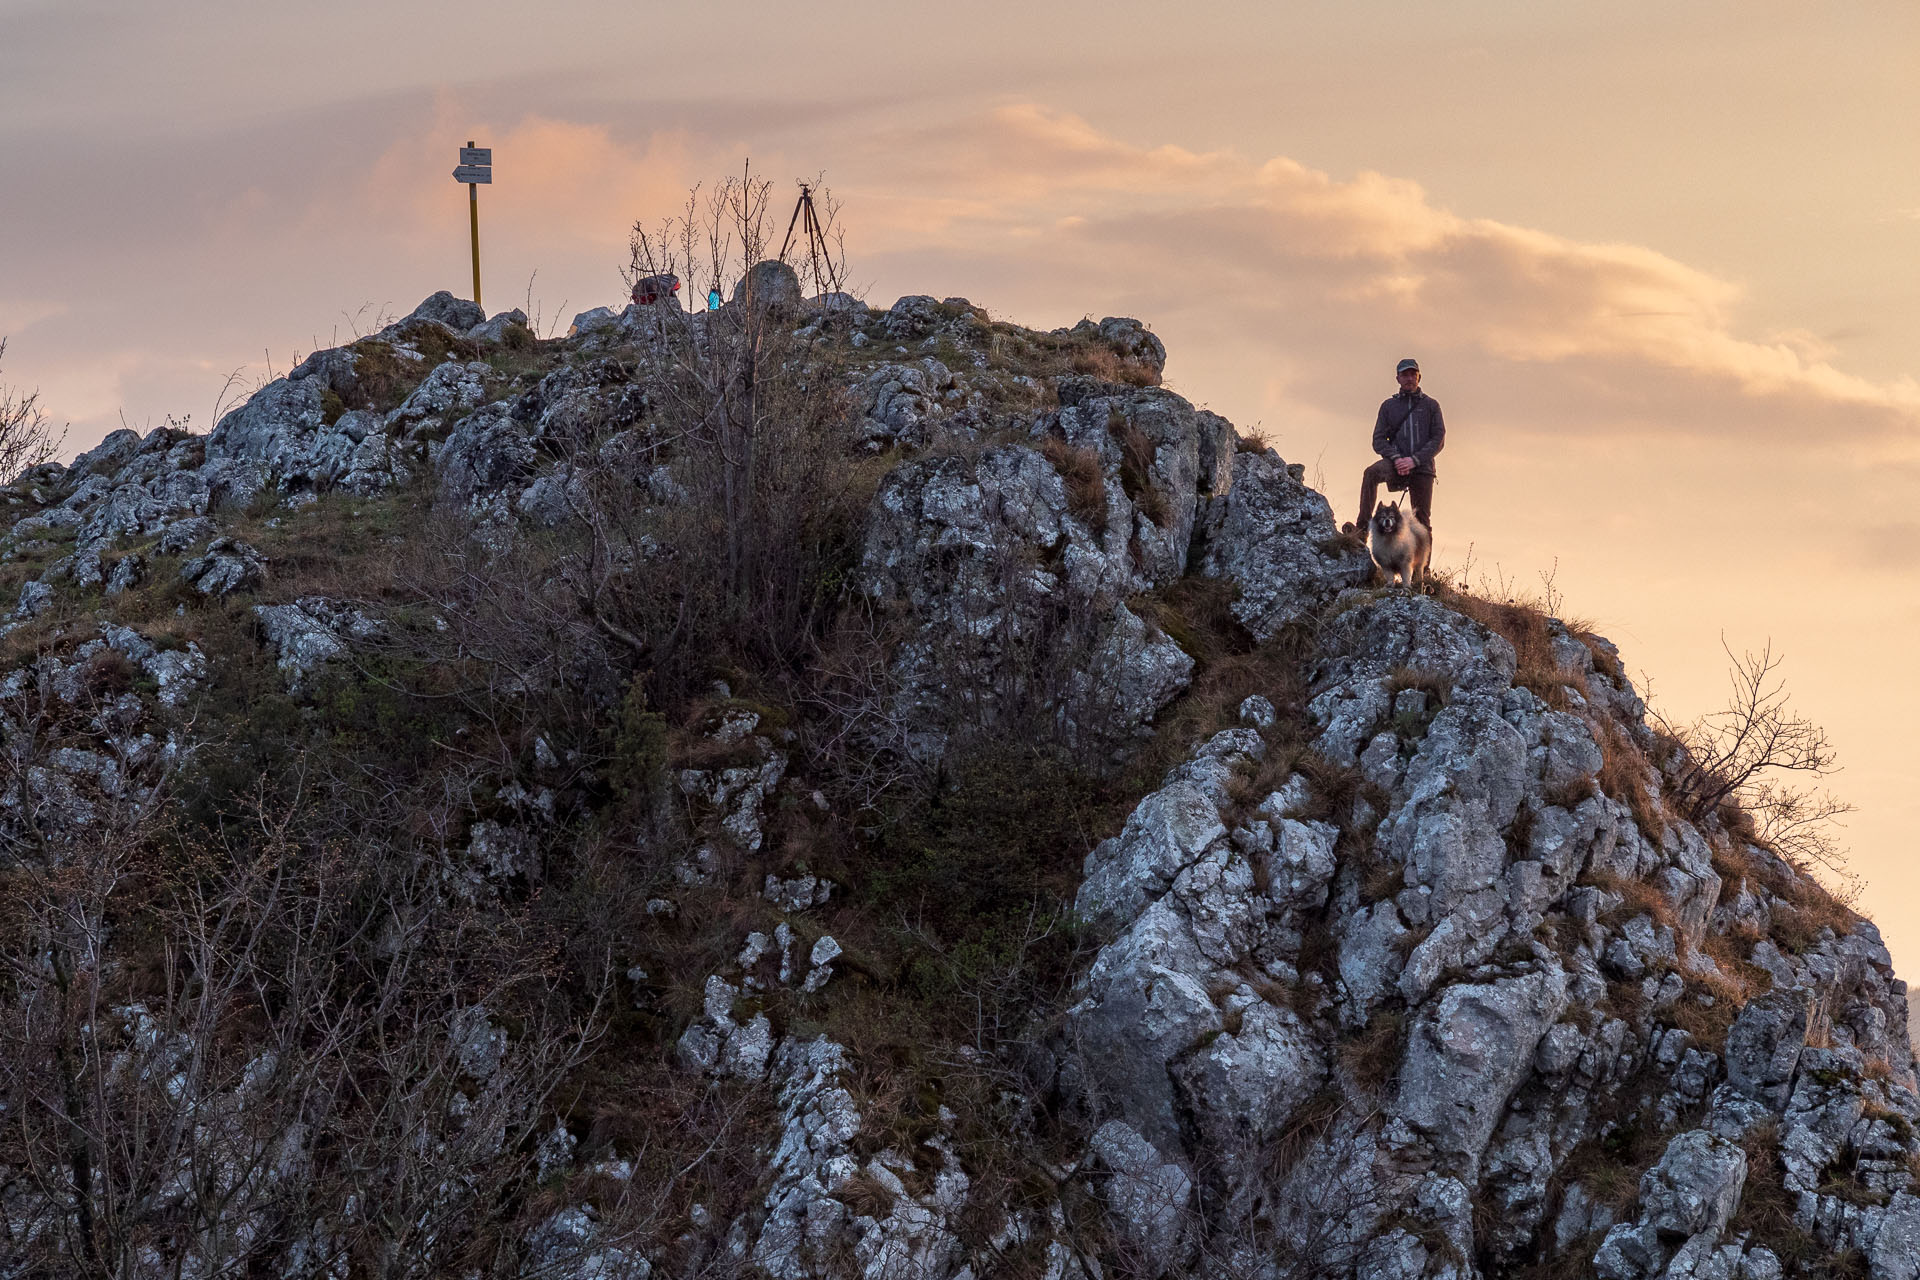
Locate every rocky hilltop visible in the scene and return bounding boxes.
[0,275,1912,1280]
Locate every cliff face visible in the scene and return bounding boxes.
[0,284,1912,1280]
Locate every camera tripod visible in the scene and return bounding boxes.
[778,183,834,295]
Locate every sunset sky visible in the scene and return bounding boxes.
[3,3,1916,969]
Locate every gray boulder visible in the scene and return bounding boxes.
[1067,896,1224,1151]
[206,376,326,468]
[391,360,491,435]
[1075,730,1253,931]
[1868,1193,1920,1280]
[288,344,361,400]
[180,537,266,597]
[69,428,142,480]
[1068,316,1167,381]
[861,361,942,448]
[514,465,588,528]
[13,579,54,620]
[435,405,535,508]
[1725,988,1812,1110]
[733,260,802,312]
[204,372,390,498]
[253,597,383,690]
[1195,448,1371,641]
[1396,965,1570,1179]
[1595,1130,1747,1279]
[859,441,1193,760]
[1100,316,1165,371]
[883,294,942,338]
[104,553,144,596]
[1169,998,1326,1162]
[159,516,219,556]
[1640,1129,1747,1239]
[1090,1120,1192,1272]
[566,307,616,337]
[522,1207,652,1279]
[146,643,209,707]
[79,483,174,542]
[406,290,485,332]
[466,307,530,344]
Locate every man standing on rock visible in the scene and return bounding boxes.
[1348,357,1444,544]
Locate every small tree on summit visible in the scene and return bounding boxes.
[569,167,865,704]
[0,338,62,484]
[1656,639,1854,875]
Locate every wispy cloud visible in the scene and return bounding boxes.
[835,106,1920,435]
[11,99,1917,458]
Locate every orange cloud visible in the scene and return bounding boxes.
[354,105,711,251]
[839,105,1920,429]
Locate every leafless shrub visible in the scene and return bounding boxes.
[1742,780,1856,883]
[1653,639,1853,875]
[390,512,623,746]
[803,603,936,810]
[625,162,847,307]
[0,336,63,484]
[0,654,605,1277]
[582,171,871,706]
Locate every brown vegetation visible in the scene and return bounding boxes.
[1040,435,1109,532]
[1337,1010,1407,1098]
[1433,583,1588,710]
[1108,412,1172,527]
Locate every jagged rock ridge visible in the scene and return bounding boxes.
[0,284,1911,1280]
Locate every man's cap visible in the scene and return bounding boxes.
[1396,358,1420,374]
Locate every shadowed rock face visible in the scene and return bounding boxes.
[0,289,1912,1279]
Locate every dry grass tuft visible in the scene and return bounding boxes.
[1038,436,1107,533]
[1359,855,1405,905]
[1122,581,1314,817]
[1385,665,1451,706]
[833,1169,901,1221]
[1578,632,1625,680]
[1261,1087,1345,1183]
[1436,586,1589,710]
[1709,836,1864,954]
[1594,718,1666,840]
[1665,990,1741,1051]
[1558,1127,1657,1213]
[1066,343,1159,388]
[1338,1010,1407,1097]
[1107,411,1172,528]
[1726,1121,1838,1269]
[1584,869,1679,938]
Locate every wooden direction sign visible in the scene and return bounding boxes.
[457,141,490,309]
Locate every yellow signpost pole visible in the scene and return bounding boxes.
[454,142,493,309]
[467,140,482,311]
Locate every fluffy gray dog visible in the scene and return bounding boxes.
[1369,500,1431,588]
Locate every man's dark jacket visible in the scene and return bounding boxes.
[1372,389,1446,477]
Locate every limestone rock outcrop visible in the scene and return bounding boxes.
[0,286,1910,1280]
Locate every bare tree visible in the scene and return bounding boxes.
[1654,639,1853,870]
[0,336,63,484]
[1742,779,1856,878]
[561,167,866,705]
[0,643,605,1277]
